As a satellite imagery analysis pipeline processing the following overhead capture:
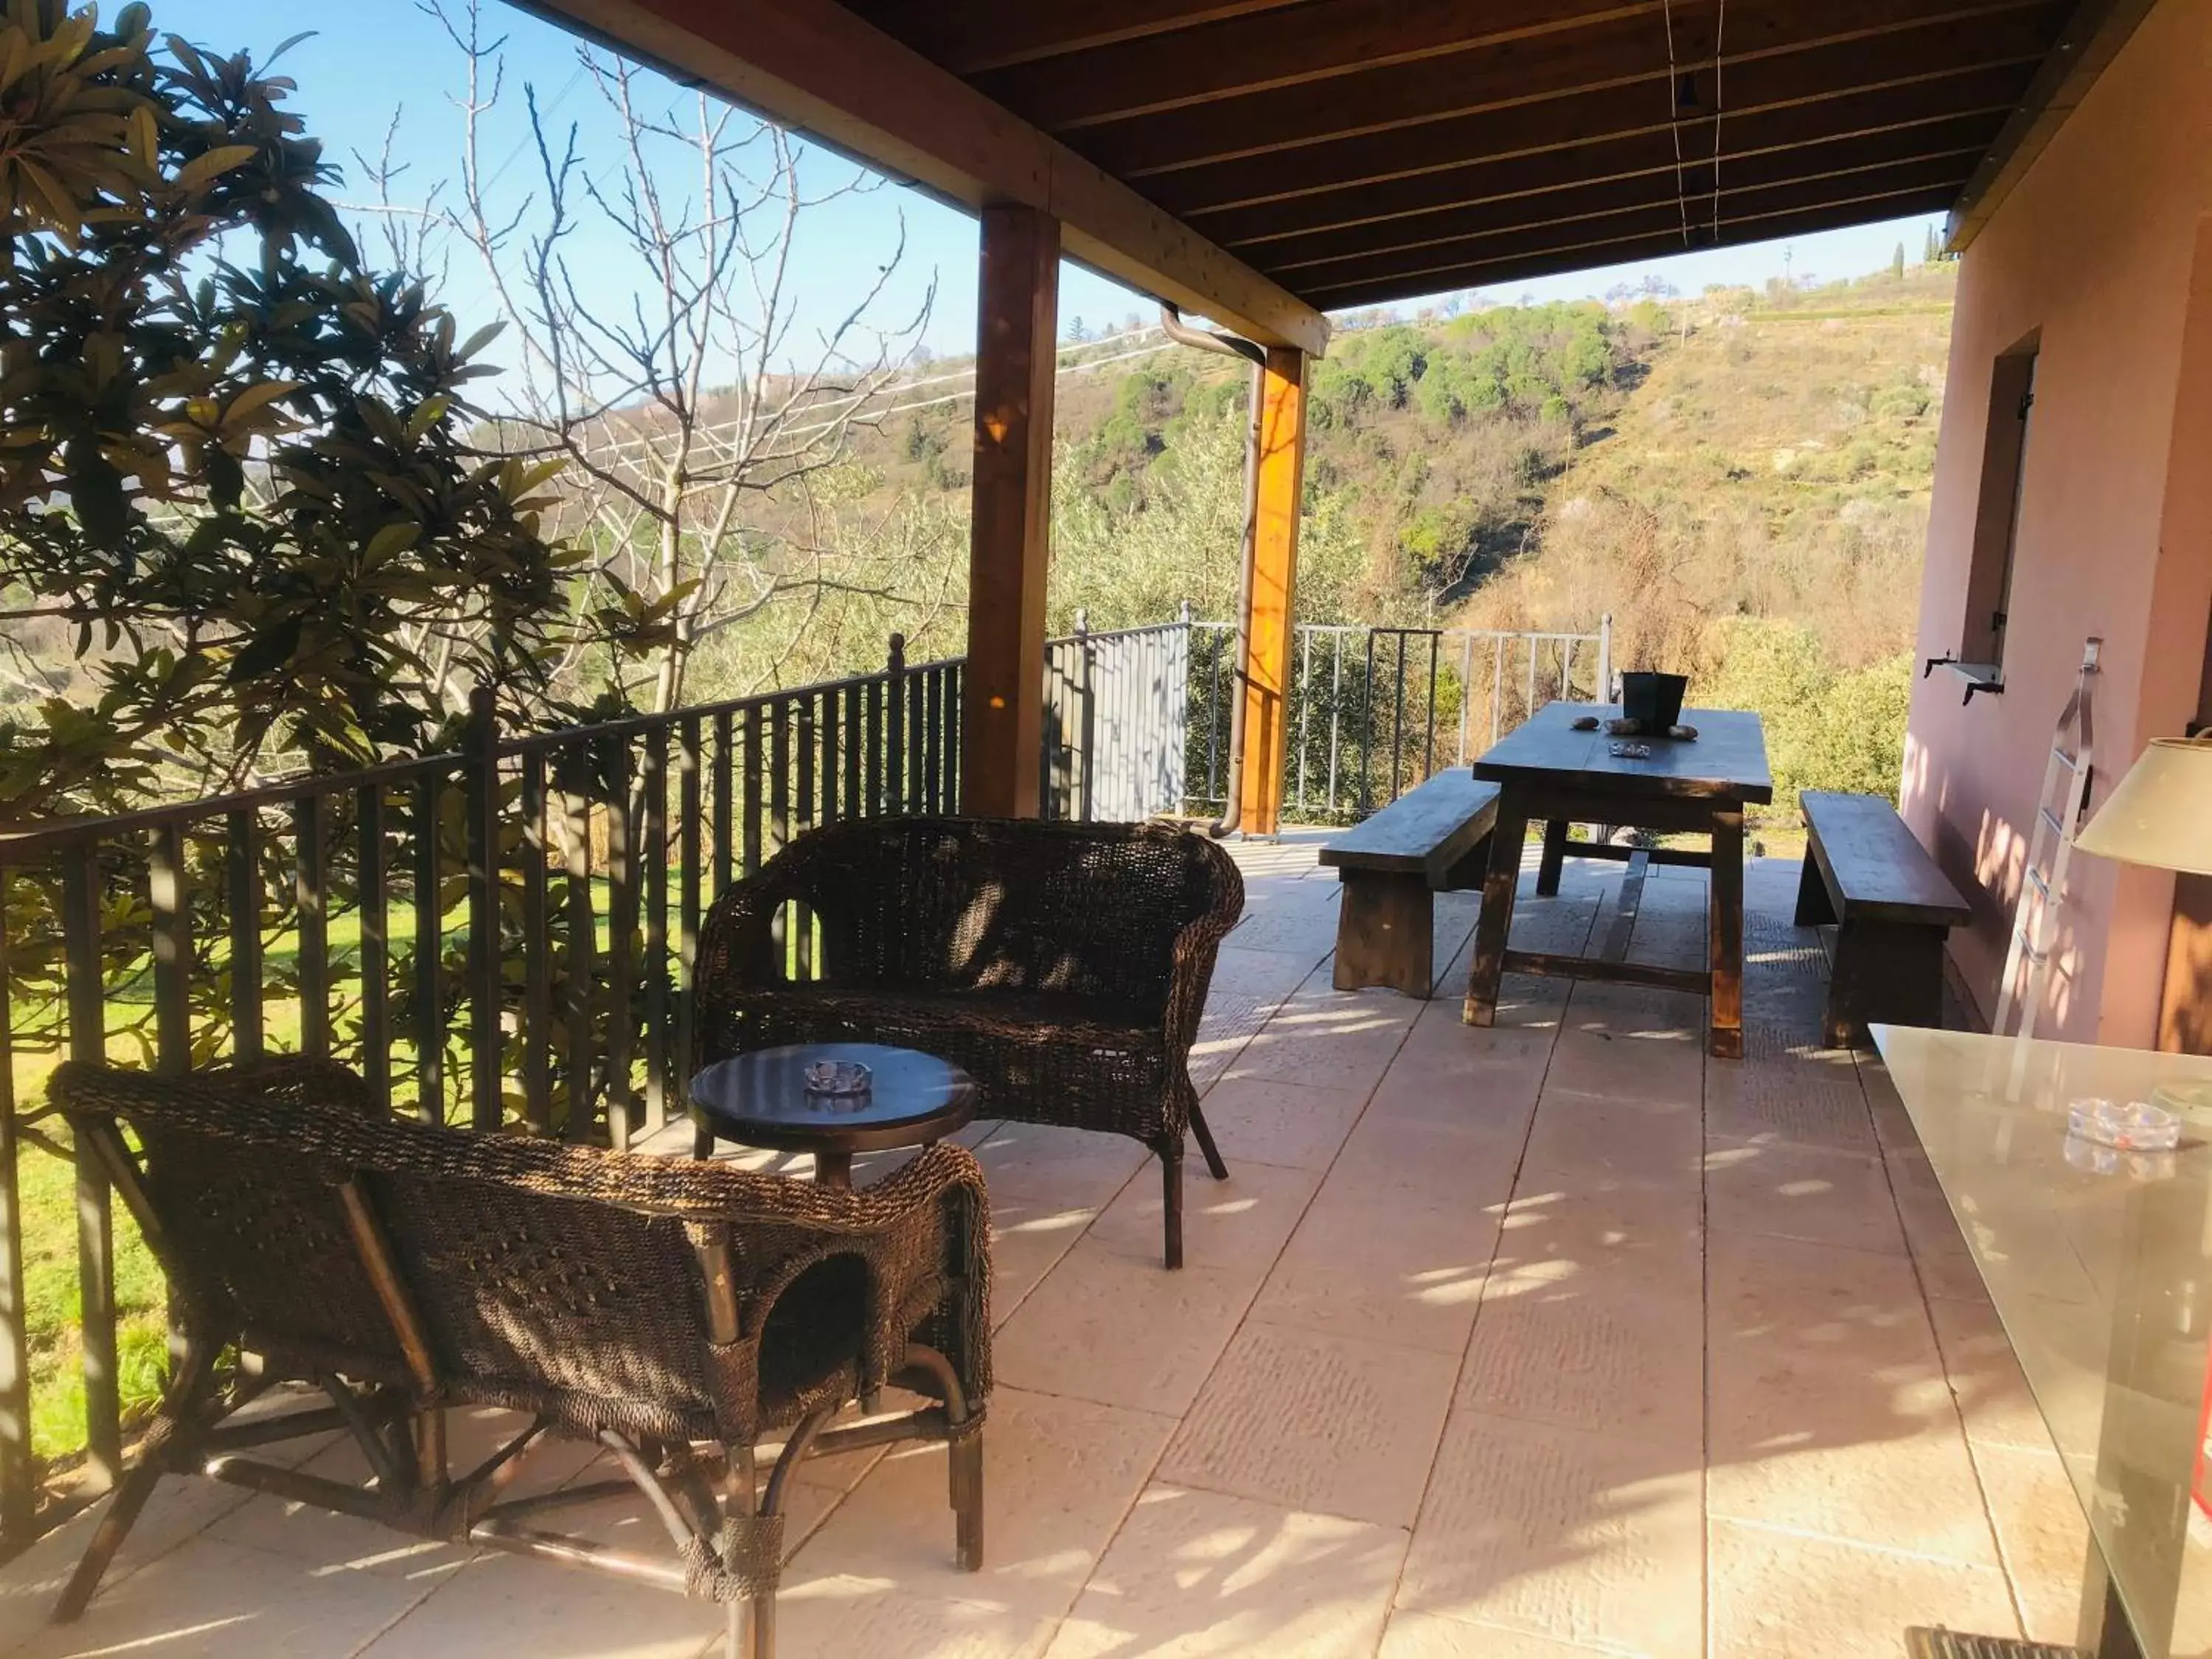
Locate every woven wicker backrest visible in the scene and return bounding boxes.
[367,1166,716,1427]
[780,818,1239,1018]
[60,1065,415,1385]
[52,1063,734,1428]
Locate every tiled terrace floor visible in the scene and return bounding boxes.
[0,838,2088,1658]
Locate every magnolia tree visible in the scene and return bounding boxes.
[0,3,675,825]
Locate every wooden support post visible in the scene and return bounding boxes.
[962,204,1059,819]
[1237,346,1307,838]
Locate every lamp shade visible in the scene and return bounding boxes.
[2074,737,2212,874]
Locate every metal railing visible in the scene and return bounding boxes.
[1186,618,1611,822]
[0,605,1605,1541]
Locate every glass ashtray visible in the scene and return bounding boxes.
[2064,1134,2176,1183]
[803,1060,872,1100]
[2066,1097,2180,1153]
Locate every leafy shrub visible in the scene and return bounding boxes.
[1697,619,1910,813]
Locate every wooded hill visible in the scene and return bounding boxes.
[754,259,1955,806]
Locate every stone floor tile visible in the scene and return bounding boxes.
[1043,1484,1408,1659]
[971,1123,1149,1208]
[1399,1411,1701,1659]
[992,1242,1256,1414]
[203,1456,476,1586]
[11,1537,436,1659]
[1520,1091,1703,1191]
[1972,1442,2094,1646]
[1924,1293,2078,1453]
[354,1548,725,1659]
[1458,1279,1704,1451]
[1542,1026,1705,1112]
[1705,1054,1879,1155]
[1708,1341,1998,1566]
[1158,1323,1455,1528]
[1226,1015,1411,1094]
[1084,1156,1318,1277]
[0,1475,256,1652]
[1186,1074,1372,1172]
[1326,1109,1526,1215]
[1251,1183,1495,1355]
[1708,1520,2020,1659]
[1377,1609,1630,1658]
[771,1574,1059,1659]
[791,1388,1170,1618]
[1708,1231,1939,1365]
[1705,1141,1909,1256]
[1488,1185,1703,1304]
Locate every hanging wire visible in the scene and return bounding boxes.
[1660,0,1693,248]
[1709,0,1728,243]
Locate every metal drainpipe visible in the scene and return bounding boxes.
[1158,305,1266,838]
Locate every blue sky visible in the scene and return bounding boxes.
[163,0,1948,365]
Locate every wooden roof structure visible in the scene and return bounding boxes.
[526,0,2150,354]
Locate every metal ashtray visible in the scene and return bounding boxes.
[1607,741,1652,759]
[803,1060,872,1100]
[2066,1097,2180,1153]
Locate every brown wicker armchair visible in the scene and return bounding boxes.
[48,1058,990,1659]
[692,816,1245,1268]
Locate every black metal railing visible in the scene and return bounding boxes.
[1186,617,1610,822]
[0,605,1603,1542]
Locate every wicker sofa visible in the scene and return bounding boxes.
[47,1058,992,1659]
[692,817,1245,1267]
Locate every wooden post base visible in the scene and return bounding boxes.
[1334,869,1434,998]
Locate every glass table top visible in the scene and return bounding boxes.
[1872,1025,2212,1658]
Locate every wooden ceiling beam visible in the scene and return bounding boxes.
[1203,76,2024,248]
[1270,153,1980,288]
[973,0,1655,131]
[515,0,1329,356]
[1304,187,1963,310]
[1945,0,2158,248]
[1251,122,1999,275]
[840,0,1306,76]
[1144,27,2050,215]
[1079,0,2062,178]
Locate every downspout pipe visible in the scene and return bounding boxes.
[1160,305,1266,838]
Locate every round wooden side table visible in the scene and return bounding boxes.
[688,1042,978,1187]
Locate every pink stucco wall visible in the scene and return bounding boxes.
[1904,0,2212,1045]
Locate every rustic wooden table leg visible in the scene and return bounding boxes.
[1334,869,1436,998]
[1708,807,1745,1058]
[1536,818,1571,896]
[1463,801,1528,1027]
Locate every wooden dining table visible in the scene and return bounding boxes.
[1461,702,1774,1058]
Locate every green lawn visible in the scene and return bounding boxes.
[6,869,706,1468]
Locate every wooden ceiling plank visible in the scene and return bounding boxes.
[1143,31,2048,214]
[1197,70,2028,245]
[975,0,1657,131]
[1078,0,2061,178]
[1253,121,2000,273]
[840,0,1307,75]
[1944,0,2158,248]
[514,0,1329,355]
[1304,187,1963,309]
[1270,152,1980,285]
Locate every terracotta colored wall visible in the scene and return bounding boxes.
[1903,0,2212,1045]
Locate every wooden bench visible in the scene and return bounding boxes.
[1796,790,1972,1046]
[1321,771,1500,998]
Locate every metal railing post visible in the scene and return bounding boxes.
[886,632,907,815]
[465,686,503,1132]
[1597,613,1614,703]
[1075,609,1096,823]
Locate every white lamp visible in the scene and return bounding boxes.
[2074,737,2212,875]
